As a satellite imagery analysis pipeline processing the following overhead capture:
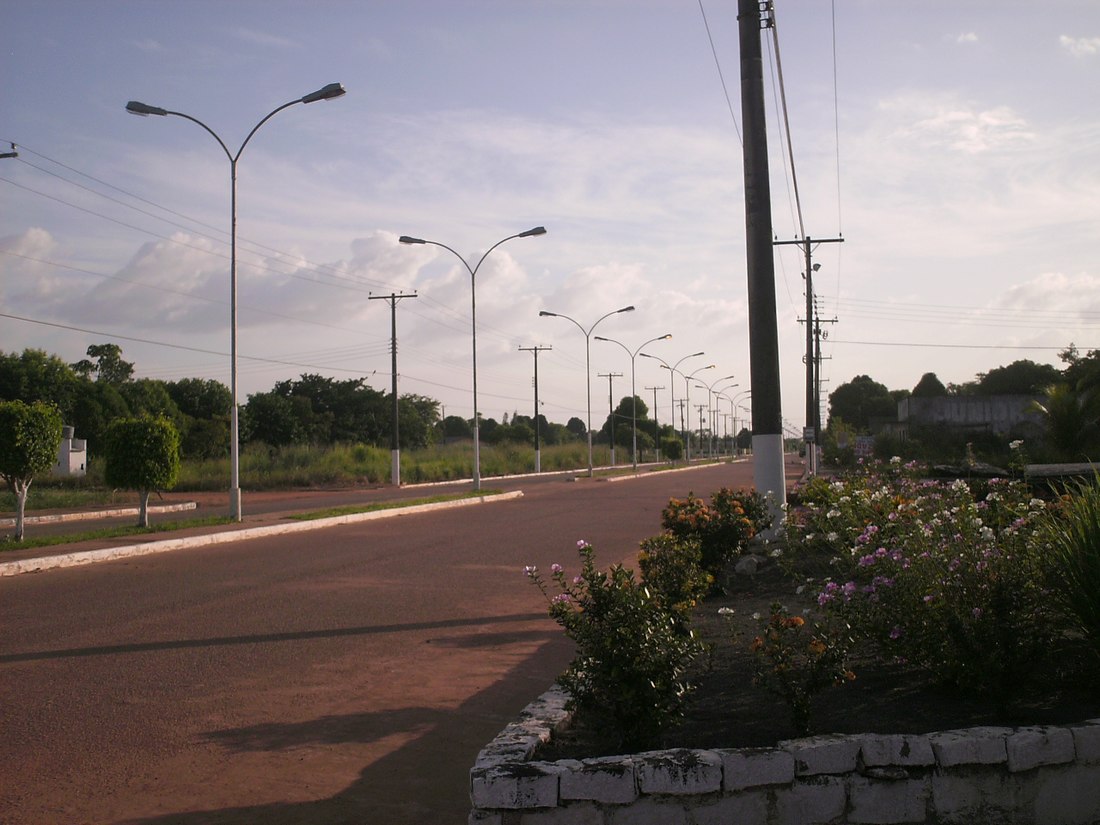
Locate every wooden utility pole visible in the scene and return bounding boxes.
[519,345,551,472]
[739,0,785,515]
[646,385,664,461]
[369,291,417,485]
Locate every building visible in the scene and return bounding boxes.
[897,395,1044,438]
[54,425,87,477]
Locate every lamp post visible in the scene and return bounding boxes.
[682,364,715,460]
[400,227,546,491]
[540,305,634,477]
[696,377,736,456]
[640,351,704,462]
[594,333,671,472]
[126,83,346,522]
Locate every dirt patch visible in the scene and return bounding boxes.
[539,560,1100,759]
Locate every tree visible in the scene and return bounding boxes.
[599,396,651,449]
[72,343,135,385]
[828,375,897,430]
[0,348,80,415]
[911,372,948,398]
[566,417,587,438]
[0,400,64,541]
[977,359,1060,396]
[104,416,181,527]
[440,415,473,440]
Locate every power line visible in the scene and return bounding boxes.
[697,0,743,145]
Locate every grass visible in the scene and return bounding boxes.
[286,489,502,521]
[0,516,234,553]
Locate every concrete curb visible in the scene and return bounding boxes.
[0,502,198,529]
[0,490,524,577]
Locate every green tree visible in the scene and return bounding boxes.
[1031,383,1096,459]
[72,343,135,385]
[912,372,948,398]
[0,348,80,414]
[977,359,1060,396]
[104,416,181,527]
[566,417,587,438]
[828,375,896,430]
[0,400,64,541]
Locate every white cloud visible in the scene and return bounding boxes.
[957,32,979,44]
[1059,35,1100,57]
[231,27,299,49]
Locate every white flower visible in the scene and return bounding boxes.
[827,532,838,542]
[770,547,783,558]
[718,607,735,616]
[751,612,762,621]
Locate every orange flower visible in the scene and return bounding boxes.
[808,638,827,655]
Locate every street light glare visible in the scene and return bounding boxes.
[300,82,347,103]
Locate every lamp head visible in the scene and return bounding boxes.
[658,333,672,340]
[301,83,346,104]
[518,226,547,238]
[125,100,167,117]
[812,262,821,272]
[618,305,635,313]
[399,235,426,245]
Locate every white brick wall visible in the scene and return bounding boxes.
[469,687,1100,824]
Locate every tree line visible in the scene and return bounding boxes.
[825,350,1100,463]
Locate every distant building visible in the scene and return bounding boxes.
[54,425,87,477]
[897,395,1043,437]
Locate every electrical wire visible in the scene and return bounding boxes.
[697,0,743,145]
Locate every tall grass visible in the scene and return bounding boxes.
[1040,476,1100,663]
[7,440,633,513]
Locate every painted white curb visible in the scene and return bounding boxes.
[0,490,524,577]
[0,502,197,529]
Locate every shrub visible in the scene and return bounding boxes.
[746,603,855,737]
[661,436,683,461]
[787,460,1061,699]
[1038,476,1100,664]
[527,542,704,750]
[638,534,712,623]
[661,488,763,577]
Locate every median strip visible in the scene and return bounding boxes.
[0,490,524,577]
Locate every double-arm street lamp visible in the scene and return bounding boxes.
[594,333,671,472]
[696,377,736,456]
[682,364,716,460]
[400,227,547,491]
[639,351,704,461]
[540,305,634,477]
[126,82,346,521]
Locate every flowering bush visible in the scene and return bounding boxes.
[526,541,704,750]
[638,534,712,623]
[745,602,855,736]
[661,487,768,577]
[786,460,1060,698]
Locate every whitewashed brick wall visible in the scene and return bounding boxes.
[470,686,1100,824]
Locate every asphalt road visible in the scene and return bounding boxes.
[0,457,796,825]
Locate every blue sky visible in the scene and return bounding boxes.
[3,1,1099,438]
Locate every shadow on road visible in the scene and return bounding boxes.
[0,612,548,664]
[119,634,571,825]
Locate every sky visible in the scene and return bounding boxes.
[3,0,1100,441]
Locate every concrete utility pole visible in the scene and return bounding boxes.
[598,372,623,467]
[775,235,843,475]
[519,345,552,472]
[646,385,664,461]
[369,291,417,485]
[739,0,786,518]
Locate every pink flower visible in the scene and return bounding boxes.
[550,563,563,574]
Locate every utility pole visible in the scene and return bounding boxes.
[369,291,417,485]
[598,372,623,467]
[646,385,664,461]
[695,404,708,457]
[814,303,837,444]
[519,344,552,472]
[775,235,843,476]
[739,0,785,517]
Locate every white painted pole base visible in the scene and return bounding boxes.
[752,432,787,536]
[535,448,541,474]
[391,449,401,486]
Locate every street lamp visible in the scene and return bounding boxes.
[126,82,346,521]
[639,351,704,462]
[696,377,736,456]
[401,227,547,491]
[540,305,635,477]
[594,333,671,472]
[682,364,715,460]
